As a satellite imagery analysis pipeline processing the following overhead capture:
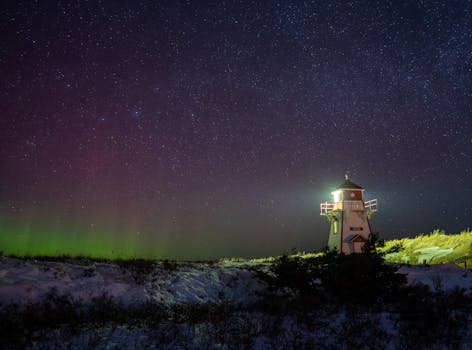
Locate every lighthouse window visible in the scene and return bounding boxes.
[350,227,363,231]
[333,190,341,202]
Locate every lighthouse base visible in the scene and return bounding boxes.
[325,209,373,254]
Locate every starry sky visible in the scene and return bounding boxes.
[1,1,471,259]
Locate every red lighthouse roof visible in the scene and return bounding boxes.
[336,175,364,190]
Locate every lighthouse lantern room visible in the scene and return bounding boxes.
[320,175,377,254]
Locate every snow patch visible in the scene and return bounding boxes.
[0,257,264,306]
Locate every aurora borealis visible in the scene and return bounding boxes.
[1,1,471,259]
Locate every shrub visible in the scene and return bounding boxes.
[320,252,407,304]
[260,249,407,307]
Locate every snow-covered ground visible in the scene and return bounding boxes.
[0,257,264,306]
[398,263,472,292]
[1,257,471,306]
[1,257,471,349]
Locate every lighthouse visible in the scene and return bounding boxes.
[320,175,377,254]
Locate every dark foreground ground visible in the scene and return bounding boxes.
[1,253,471,349]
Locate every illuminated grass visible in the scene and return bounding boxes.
[220,251,325,264]
[222,230,472,267]
[378,229,472,266]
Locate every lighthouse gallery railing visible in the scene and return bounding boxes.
[364,199,378,211]
[320,199,377,214]
[320,202,335,214]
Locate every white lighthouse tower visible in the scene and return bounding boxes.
[320,175,377,254]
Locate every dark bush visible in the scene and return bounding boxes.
[320,252,407,304]
[260,249,407,306]
[262,254,320,294]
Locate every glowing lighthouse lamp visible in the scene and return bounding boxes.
[320,175,377,254]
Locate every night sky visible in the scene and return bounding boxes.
[1,1,471,259]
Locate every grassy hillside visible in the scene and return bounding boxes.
[378,229,472,266]
[223,230,472,267]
